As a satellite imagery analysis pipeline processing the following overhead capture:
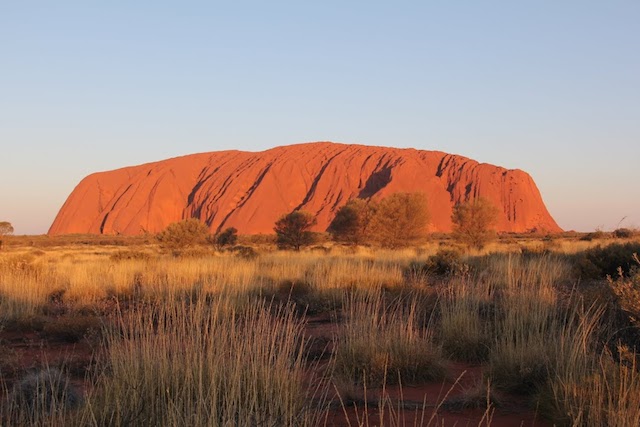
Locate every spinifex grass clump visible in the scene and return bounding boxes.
[439,277,493,363]
[483,254,566,394]
[489,301,561,394]
[88,295,328,427]
[334,290,446,387]
[262,279,340,316]
[542,305,640,426]
[0,254,52,324]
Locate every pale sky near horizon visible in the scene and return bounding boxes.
[1,1,638,235]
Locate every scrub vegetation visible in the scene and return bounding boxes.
[1,228,639,426]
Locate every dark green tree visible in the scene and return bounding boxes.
[328,199,377,245]
[209,227,238,249]
[274,211,317,251]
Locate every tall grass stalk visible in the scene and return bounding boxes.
[547,305,640,426]
[439,276,493,362]
[85,296,328,426]
[334,290,445,386]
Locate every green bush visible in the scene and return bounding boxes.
[406,248,467,278]
[573,243,640,279]
[209,227,238,249]
[427,249,467,276]
[274,211,317,251]
[328,199,375,245]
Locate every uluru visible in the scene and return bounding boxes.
[48,142,562,235]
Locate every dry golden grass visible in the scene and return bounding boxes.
[1,235,640,426]
[85,297,327,426]
[439,276,493,362]
[0,248,420,322]
[333,289,446,387]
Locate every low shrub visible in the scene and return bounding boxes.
[573,243,640,279]
[259,280,338,316]
[3,367,83,424]
[230,245,259,259]
[407,248,468,278]
[607,254,640,326]
[613,228,637,239]
[580,230,609,241]
[428,248,467,276]
[276,279,314,300]
[208,226,238,249]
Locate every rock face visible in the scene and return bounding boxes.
[49,142,562,235]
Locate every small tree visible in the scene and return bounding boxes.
[156,219,209,250]
[0,221,13,236]
[209,227,238,249]
[328,198,377,245]
[451,198,499,250]
[0,221,13,251]
[274,211,317,251]
[369,193,430,248]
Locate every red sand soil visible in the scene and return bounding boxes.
[0,328,96,391]
[304,315,552,427]
[327,405,550,427]
[49,141,561,235]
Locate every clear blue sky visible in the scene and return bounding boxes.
[1,1,638,234]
